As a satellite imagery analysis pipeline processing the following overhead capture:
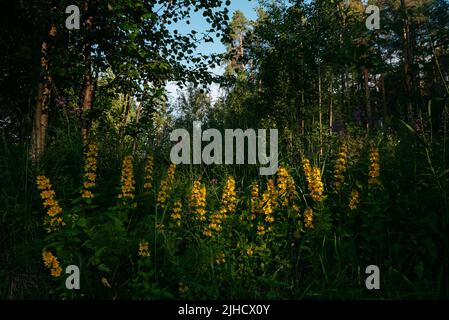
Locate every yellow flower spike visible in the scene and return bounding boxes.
[36,175,65,233]
[250,182,259,220]
[157,164,176,209]
[309,167,324,202]
[143,155,154,191]
[304,207,314,229]
[118,155,136,202]
[256,224,266,236]
[179,282,189,294]
[215,252,226,265]
[138,240,150,257]
[170,200,183,227]
[207,176,237,236]
[302,158,312,184]
[42,250,62,277]
[368,147,382,187]
[81,143,99,199]
[189,177,207,221]
[277,166,296,207]
[334,144,348,192]
[349,190,360,210]
[302,159,325,202]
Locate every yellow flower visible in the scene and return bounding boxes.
[215,252,226,265]
[207,176,237,236]
[334,144,348,191]
[368,147,382,187]
[189,177,207,221]
[250,182,259,220]
[42,250,62,277]
[179,282,189,294]
[138,240,150,257]
[309,167,324,202]
[157,164,176,209]
[349,190,360,210]
[302,158,312,184]
[36,175,65,233]
[156,223,165,233]
[81,144,98,199]
[302,159,325,202]
[170,200,182,227]
[143,155,154,191]
[304,207,314,229]
[118,155,136,201]
[277,166,296,207]
[256,224,266,236]
[246,247,254,257]
[203,228,212,237]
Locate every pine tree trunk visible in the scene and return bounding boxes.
[400,0,414,119]
[363,67,372,131]
[329,75,333,134]
[31,24,57,162]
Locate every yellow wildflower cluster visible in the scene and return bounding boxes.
[256,224,266,236]
[250,182,259,220]
[215,252,226,265]
[189,177,207,222]
[143,155,154,191]
[36,176,65,233]
[368,147,382,187]
[221,176,237,214]
[42,250,62,277]
[302,158,312,183]
[138,240,150,257]
[171,200,182,227]
[277,166,296,207]
[310,167,324,201]
[334,144,348,191]
[206,176,237,236]
[156,223,165,232]
[304,207,314,229]
[81,143,98,199]
[303,159,324,202]
[118,155,135,201]
[179,282,189,294]
[349,190,360,210]
[157,164,176,209]
[255,180,276,236]
[259,179,276,223]
[246,246,254,257]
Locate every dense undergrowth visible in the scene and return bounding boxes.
[1,118,448,300]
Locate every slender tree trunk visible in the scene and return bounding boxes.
[318,63,323,156]
[81,0,94,145]
[380,74,387,122]
[132,105,142,154]
[239,34,244,71]
[363,67,372,131]
[31,24,57,161]
[400,0,414,119]
[329,75,333,134]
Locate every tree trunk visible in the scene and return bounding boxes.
[81,0,94,145]
[329,75,333,134]
[132,104,142,153]
[31,24,57,162]
[363,67,372,131]
[400,0,414,119]
[239,34,244,71]
[380,74,387,122]
[318,63,323,156]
